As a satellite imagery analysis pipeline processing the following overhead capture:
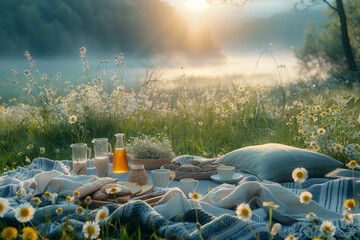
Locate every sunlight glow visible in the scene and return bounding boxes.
[185,0,211,11]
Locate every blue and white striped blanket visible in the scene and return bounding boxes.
[0,157,359,239]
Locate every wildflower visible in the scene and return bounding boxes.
[27,144,33,150]
[52,193,58,204]
[198,121,203,126]
[15,203,35,222]
[40,147,45,154]
[24,70,31,76]
[73,191,80,199]
[32,197,41,206]
[56,207,63,216]
[285,235,298,240]
[95,207,109,222]
[42,192,51,200]
[25,156,31,164]
[263,201,280,209]
[106,187,120,194]
[66,196,74,203]
[0,198,10,217]
[68,115,77,124]
[292,168,308,183]
[82,221,100,239]
[344,199,355,210]
[300,191,312,204]
[346,160,360,169]
[76,206,84,215]
[310,142,317,147]
[311,132,318,138]
[236,203,253,222]
[315,105,321,112]
[16,189,25,198]
[317,128,326,135]
[319,221,336,238]
[343,210,353,224]
[42,73,47,80]
[306,212,317,219]
[21,227,38,240]
[313,145,319,151]
[354,144,359,150]
[85,196,91,205]
[56,72,61,77]
[270,223,281,236]
[189,192,199,201]
[1,226,18,240]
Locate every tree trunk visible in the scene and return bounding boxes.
[335,0,358,72]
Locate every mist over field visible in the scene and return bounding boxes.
[0,0,327,100]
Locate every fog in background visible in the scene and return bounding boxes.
[0,0,327,100]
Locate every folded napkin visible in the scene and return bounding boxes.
[32,170,99,197]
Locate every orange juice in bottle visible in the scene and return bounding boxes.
[113,133,129,173]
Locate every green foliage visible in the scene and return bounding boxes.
[295,0,360,72]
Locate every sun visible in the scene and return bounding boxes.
[185,0,211,11]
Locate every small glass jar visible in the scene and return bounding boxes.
[128,164,148,186]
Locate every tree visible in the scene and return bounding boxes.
[296,0,358,73]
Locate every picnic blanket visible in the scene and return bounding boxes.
[0,157,359,239]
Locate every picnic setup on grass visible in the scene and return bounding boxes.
[0,137,359,240]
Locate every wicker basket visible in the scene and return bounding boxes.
[131,157,173,170]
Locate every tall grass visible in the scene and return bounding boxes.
[0,49,359,174]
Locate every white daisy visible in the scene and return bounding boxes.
[40,147,45,155]
[82,221,100,239]
[320,221,336,238]
[343,210,354,224]
[236,203,252,222]
[32,197,41,207]
[96,207,109,222]
[56,207,63,216]
[106,187,120,194]
[68,115,77,124]
[15,203,35,223]
[263,201,280,209]
[317,128,326,135]
[270,223,281,236]
[285,235,298,240]
[346,160,360,169]
[0,198,10,217]
[299,191,312,204]
[76,206,84,215]
[306,212,317,219]
[42,192,52,200]
[292,167,308,183]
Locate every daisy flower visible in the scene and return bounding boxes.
[76,206,84,215]
[68,115,77,124]
[189,192,199,201]
[82,221,100,239]
[344,199,355,210]
[317,128,326,135]
[84,196,91,205]
[1,226,18,240]
[56,207,63,216]
[343,210,353,224]
[285,235,298,240]
[270,223,281,236]
[95,207,109,222]
[236,203,252,222]
[263,201,280,209]
[21,227,38,240]
[66,196,74,203]
[346,160,360,169]
[106,187,120,194]
[73,191,80,199]
[26,144,33,150]
[306,212,317,219]
[0,198,10,217]
[292,168,308,183]
[320,221,336,238]
[39,147,45,154]
[32,197,41,206]
[299,191,312,205]
[15,203,35,223]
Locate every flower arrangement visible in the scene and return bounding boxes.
[126,134,175,160]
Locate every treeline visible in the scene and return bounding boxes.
[0,0,221,58]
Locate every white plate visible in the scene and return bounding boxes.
[211,173,243,184]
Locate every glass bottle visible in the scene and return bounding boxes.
[113,133,129,173]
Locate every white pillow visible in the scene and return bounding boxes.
[215,143,342,182]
